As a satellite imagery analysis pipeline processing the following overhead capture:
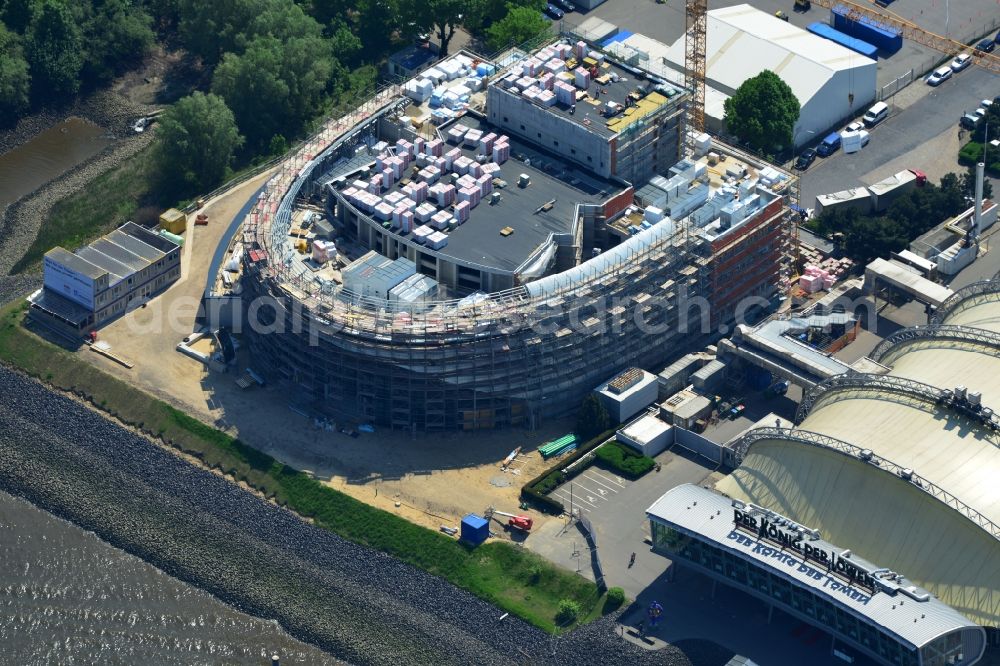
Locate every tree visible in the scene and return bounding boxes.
[176,0,322,65]
[328,18,363,67]
[25,0,84,101]
[77,0,155,85]
[723,70,800,154]
[843,214,906,268]
[937,173,967,218]
[403,0,480,57]
[575,393,610,441]
[962,164,994,202]
[155,92,243,192]
[1,0,37,33]
[0,24,31,122]
[486,4,549,52]
[211,35,337,150]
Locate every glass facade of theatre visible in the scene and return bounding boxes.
[651,521,974,666]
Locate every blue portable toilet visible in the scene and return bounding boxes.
[461,514,489,546]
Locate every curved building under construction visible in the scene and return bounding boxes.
[233,43,794,431]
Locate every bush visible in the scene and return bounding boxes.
[594,442,656,480]
[959,141,984,166]
[606,587,625,607]
[556,598,581,624]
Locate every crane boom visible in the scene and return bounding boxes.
[806,0,1000,74]
[684,0,708,156]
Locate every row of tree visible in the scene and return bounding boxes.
[1,0,554,195]
[810,171,990,267]
[1,0,155,117]
[151,0,550,194]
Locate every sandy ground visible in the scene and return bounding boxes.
[80,174,566,535]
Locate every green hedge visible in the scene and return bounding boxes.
[594,441,656,480]
[520,429,617,513]
[958,141,1000,175]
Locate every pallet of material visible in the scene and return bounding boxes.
[540,434,578,458]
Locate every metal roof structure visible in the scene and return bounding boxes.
[647,484,981,650]
[719,277,1000,626]
[663,3,875,100]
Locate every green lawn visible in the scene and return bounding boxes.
[0,301,601,632]
[12,147,162,275]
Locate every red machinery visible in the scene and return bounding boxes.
[490,508,533,532]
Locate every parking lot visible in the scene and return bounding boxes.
[548,467,627,515]
[526,445,723,599]
[798,63,1000,207]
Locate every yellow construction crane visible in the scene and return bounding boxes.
[683,0,708,156]
[805,0,1000,74]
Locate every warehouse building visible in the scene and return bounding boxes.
[29,222,181,336]
[657,4,877,148]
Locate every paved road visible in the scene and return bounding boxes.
[798,65,1000,206]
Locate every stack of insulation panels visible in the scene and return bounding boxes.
[412,225,433,244]
[454,200,470,223]
[427,231,448,250]
[430,210,452,230]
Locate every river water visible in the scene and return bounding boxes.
[0,118,113,210]
[0,489,344,665]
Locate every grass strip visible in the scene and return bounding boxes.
[12,147,161,275]
[0,301,602,632]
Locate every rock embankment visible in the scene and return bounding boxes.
[0,365,699,666]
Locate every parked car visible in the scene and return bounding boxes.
[926,66,953,86]
[951,53,973,72]
[862,101,889,127]
[550,0,575,12]
[544,3,564,19]
[727,404,746,420]
[961,113,979,130]
[982,99,995,110]
[795,148,817,170]
[845,120,864,133]
[774,10,789,21]
[977,38,996,53]
[816,132,841,157]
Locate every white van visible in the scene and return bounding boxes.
[862,102,889,128]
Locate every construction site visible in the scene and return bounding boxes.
[211,27,797,433]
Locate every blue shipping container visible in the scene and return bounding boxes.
[832,5,902,53]
[461,514,489,546]
[808,23,879,60]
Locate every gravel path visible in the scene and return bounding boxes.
[0,365,699,665]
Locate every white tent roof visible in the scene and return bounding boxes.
[663,3,875,105]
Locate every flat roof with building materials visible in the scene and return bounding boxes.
[334,117,616,275]
[492,46,682,140]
